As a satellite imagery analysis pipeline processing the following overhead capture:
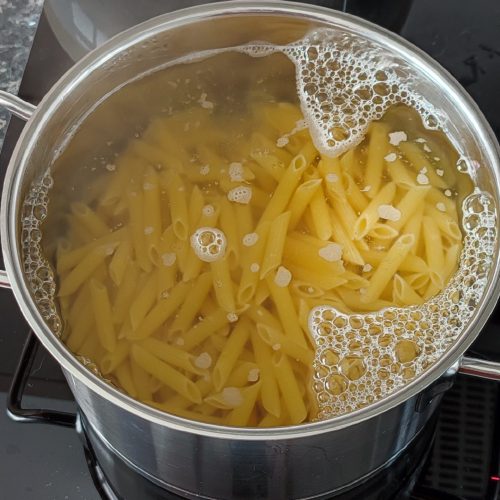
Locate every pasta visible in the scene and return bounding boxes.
[55,96,466,428]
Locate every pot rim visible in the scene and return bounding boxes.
[2,0,500,441]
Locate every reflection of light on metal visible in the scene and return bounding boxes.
[491,475,500,481]
[71,2,103,51]
[45,0,110,61]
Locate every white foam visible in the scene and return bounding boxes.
[227,186,252,204]
[242,232,259,247]
[222,387,243,407]
[190,227,227,262]
[202,204,215,217]
[19,170,61,337]
[229,162,244,182]
[318,243,343,262]
[377,204,401,221]
[272,29,442,157]
[20,28,498,423]
[161,252,176,267]
[227,312,239,323]
[388,131,407,146]
[250,263,260,273]
[248,368,260,382]
[194,352,212,370]
[308,191,496,418]
[274,266,292,287]
[417,173,429,185]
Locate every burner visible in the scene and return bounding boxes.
[77,409,438,500]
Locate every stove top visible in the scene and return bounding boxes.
[0,1,499,499]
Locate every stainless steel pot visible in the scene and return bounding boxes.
[1,2,500,498]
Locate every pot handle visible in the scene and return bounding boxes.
[458,355,500,381]
[0,90,36,121]
[8,330,76,428]
[0,91,36,290]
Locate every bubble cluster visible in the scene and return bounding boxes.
[240,29,443,157]
[20,170,61,336]
[227,186,252,204]
[309,191,497,418]
[287,30,445,156]
[190,227,227,262]
[19,28,498,422]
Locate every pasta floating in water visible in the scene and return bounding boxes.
[50,97,472,426]
[21,46,493,427]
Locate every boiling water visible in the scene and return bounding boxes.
[20,28,497,421]
[240,29,444,158]
[309,189,495,417]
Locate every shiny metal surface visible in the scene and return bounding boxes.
[1,2,500,497]
[0,270,10,289]
[0,90,33,290]
[459,356,500,381]
[65,368,441,499]
[0,90,36,121]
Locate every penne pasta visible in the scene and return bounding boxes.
[288,178,322,229]
[260,211,291,278]
[182,309,230,351]
[387,185,430,231]
[393,274,424,306]
[89,279,117,352]
[226,382,261,427]
[163,170,189,241]
[129,281,192,340]
[258,154,307,225]
[353,182,396,239]
[139,338,204,376]
[131,345,202,404]
[113,361,138,399]
[361,234,415,303]
[70,202,109,238]
[272,352,307,425]
[127,185,151,272]
[237,221,271,305]
[266,272,309,348]
[399,141,448,189]
[250,330,281,418]
[309,189,333,240]
[213,318,251,390]
[170,272,213,334]
[109,239,132,286]
[129,272,157,330]
[55,89,468,428]
[364,122,390,197]
[143,166,162,260]
[257,323,314,366]
[211,256,236,313]
[59,245,113,297]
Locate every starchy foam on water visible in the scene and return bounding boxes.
[308,190,496,417]
[239,29,445,159]
[20,27,498,419]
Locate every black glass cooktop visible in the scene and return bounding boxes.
[0,1,499,499]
